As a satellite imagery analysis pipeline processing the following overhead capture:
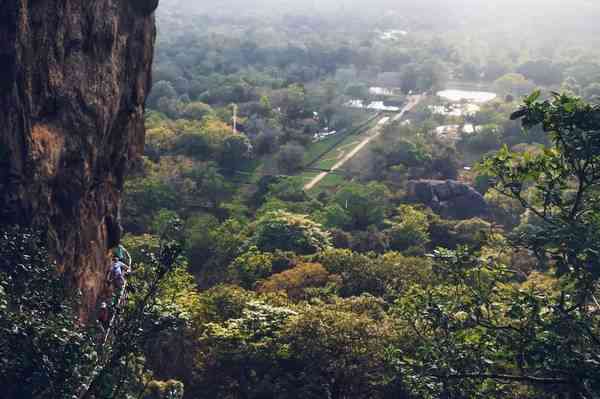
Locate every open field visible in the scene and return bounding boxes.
[304,95,425,191]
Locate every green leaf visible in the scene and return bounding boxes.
[524,89,541,105]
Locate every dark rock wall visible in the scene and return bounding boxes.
[0,0,158,318]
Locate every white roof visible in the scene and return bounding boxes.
[429,103,481,117]
[367,101,400,112]
[345,100,400,112]
[436,89,497,103]
[369,87,395,96]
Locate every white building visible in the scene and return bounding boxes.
[346,100,400,112]
[369,87,395,96]
[436,89,497,103]
[313,129,338,142]
[429,103,481,117]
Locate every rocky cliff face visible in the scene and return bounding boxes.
[0,0,158,318]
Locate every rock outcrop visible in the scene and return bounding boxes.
[0,1,157,318]
[407,179,488,219]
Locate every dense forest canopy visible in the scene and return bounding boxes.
[5,1,600,398]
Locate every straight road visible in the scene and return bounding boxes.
[304,94,424,191]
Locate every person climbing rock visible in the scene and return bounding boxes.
[109,256,128,292]
[113,244,132,266]
[97,302,110,331]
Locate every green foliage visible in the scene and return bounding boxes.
[319,203,354,229]
[426,212,496,250]
[229,246,274,289]
[276,142,305,174]
[145,115,252,168]
[345,83,369,100]
[195,300,296,398]
[257,262,340,301]
[266,176,309,203]
[333,182,388,229]
[453,218,492,250]
[458,124,503,154]
[482,93,600,279]
[253,210,331,255]
[391,94,600,397]
[193,285,258,326]
[385,139,431,168]
[278,84,307,125]
[180,101,213,120]
[124,232,199,315]
[184,162,235,208]
[125,5,600,397]
[516,59,564,86]
[281,305,396,398]
[151,209,181,235]
[0,225,187,399]
[484,189,525,229]
[184,213,220,264]
[143,379,184,399]
[148,80,177,108]
[194,297,400,399]
[123,177,178,233]
[386,205,430,255]
[218,133,253,169]
[0,227,96,398]
[317,248,433,300]
[185,216,249,286]
[494,73,536,97]
[89,229,188,398]
[391,248,517,398]
[122,233,161,266]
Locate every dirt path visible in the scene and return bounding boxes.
[304,95,424,191]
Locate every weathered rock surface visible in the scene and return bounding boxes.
[408,179,488,219]
[0,0,158,318]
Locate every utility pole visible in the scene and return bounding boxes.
[232,103,237,133]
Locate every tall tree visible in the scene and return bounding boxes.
[393,93,600,397]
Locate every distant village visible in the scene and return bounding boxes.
[340,85,499,146]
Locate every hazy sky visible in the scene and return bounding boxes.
[157,0,600,43]
[160,0,596,15]
[159,0,600,26]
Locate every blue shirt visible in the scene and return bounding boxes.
[112,261,126,279]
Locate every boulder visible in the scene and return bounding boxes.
[407,179,488,219]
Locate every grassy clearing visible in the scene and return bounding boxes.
[234,155,279,185]
[307,173,348,195]
[303,111,379,167]
[301,171,321,181]
[307,116,379,166]
[315,157,339,170]
[241,110,385,192]
[303,136,344,164]
[300,113,384,191]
